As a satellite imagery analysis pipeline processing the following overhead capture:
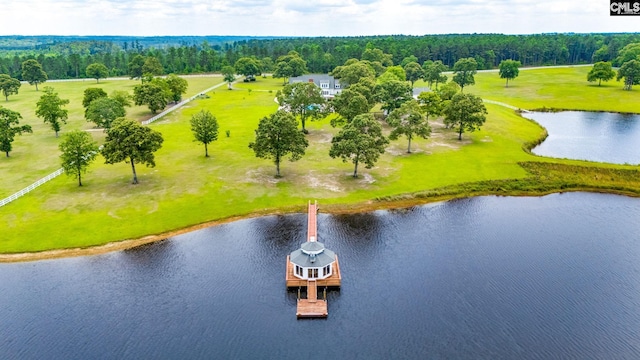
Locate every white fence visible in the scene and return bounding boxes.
[142,81,227,125]
[1,79,229,208]
[0,168,64,208]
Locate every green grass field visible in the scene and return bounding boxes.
[2,69,640,254]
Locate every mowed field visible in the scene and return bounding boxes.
[1,68,639,254]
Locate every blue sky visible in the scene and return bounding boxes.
[2,0,635,36]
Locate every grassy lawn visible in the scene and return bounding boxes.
[416,66,640,114]
[0,76,223,198]
[2,70,640,255]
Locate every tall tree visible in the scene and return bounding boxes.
[422,60,448,90]
[82,87,108,115]
[443,93,487,140]
[436,81,460,100]
[587,61,616,86]
[35,86,69,137]
[133,81,169,114]
[85,63,109,83]
[452,57,478,92]
[249,110,308,177]
[142,57,164,78]
[234,57,262,79]
[110,90,132,108]
[329,113,388,178]
[59,130,99,186]
[331,88,371,127]
[221,66,235,89]
[378,66,406,83]
[85,97,126,129]
[0,74,21,101]
[273,51,307,84]
[190,109,219,157]
[616,60,640,90]
[277,81,327,133]
[128,54,145,80]
[387,99,431,153]
[101,118,164,184]
[21,59,48,91]
[165,74,188,103]
[498,59,521,87]
[404,62,424,87]
[0,107,32,157]
[417,91,443,121]
[375,80,413,114]
[330,61,376,88]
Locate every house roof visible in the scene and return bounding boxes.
[289,74,341,88]
[290,246,336,268]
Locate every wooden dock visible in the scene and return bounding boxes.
[286,255,341,288]
[288,201,340,318]
[297,279,328,318]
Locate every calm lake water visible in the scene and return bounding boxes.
[2,192,640,359]
[523,111,640,164]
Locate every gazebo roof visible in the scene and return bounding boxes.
[301,241,325,254]
[290,247,336,268]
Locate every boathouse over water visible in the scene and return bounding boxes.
[286,201,341,317]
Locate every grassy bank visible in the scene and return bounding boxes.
[1,70,639,256]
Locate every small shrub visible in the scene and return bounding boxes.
[226,130,230,137]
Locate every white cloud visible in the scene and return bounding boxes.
[0,0,632,36]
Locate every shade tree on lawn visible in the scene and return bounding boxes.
[101,118,164,184]
[329,113,389,178]
[0,74,21,101]
[249,110,308,178]
[0,107,32,157]
[190,109,219,157]
[59,130,99,186]
[387,99,431,154]
[35,86,69,137]
[443,93,487,140]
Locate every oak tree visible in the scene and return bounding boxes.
[85,97,126,130]
[387,99,431,153]
[249,110,308,177]
[0,74,21,101]
[498,59,521,87]
[277,81,327,133]
[587,61,615,86]
[86,63,109,83]
[165,74,188,103]
[21,59,48,91]
[452,57,478,92]
[0,107,32,157]
[617,60,640,90]
[35,86,69,137]
[443,93,487,140]
[59,130,99,186]
[190,109,219,157]
[329,113,388,178]
[101,118,164,184]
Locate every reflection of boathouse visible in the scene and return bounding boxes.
[286,201,341,318]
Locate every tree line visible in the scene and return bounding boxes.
[1,33,640,80]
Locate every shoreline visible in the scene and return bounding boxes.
[1,185,637,263]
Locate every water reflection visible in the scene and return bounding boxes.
[2,193,640,359]
[523,111,640,164]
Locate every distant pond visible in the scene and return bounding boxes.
[2,192,640,359]
[523,111,640,164]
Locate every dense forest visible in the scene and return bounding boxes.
[1,33,639,80]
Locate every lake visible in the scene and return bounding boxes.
[523,111,640,164]
[2,192,640,359]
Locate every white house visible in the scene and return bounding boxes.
[289,74,342,99]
